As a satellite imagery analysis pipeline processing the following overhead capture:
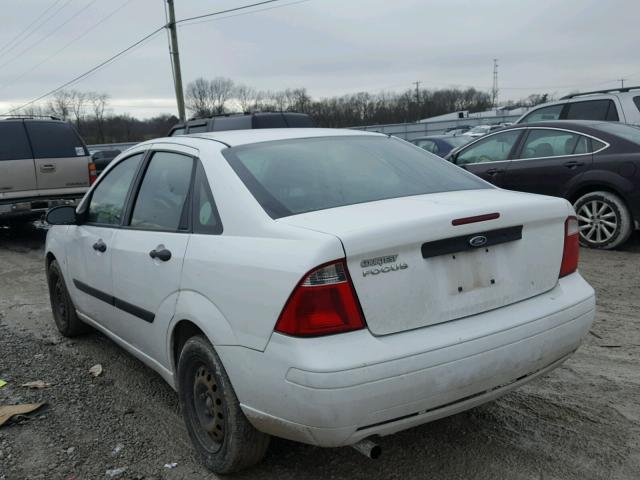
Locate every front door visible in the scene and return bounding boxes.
[67,153,145,324]
[453,129,523,187]
[109,149,195,361]
[503,128,594,197]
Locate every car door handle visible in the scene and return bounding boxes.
[149,247,172,262]
[92,240,107,252]
[485,168,505,175]
[563,160,585,169]
[40,164,56,173]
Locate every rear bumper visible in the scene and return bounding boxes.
[0,194,82,220]
[217,272,595,447]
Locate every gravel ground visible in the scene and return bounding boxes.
[0,224,638,480]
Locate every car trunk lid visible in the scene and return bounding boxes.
[278,189,571,336]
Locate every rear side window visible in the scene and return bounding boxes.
[25,122,87,158]
[519,129,588,159]
[253,114,287,129]
[634,96,640,113]
[223,136,489,219]
[520,104,563,123]
[192,162,222,234]
[130,152,194,231]
[88,154,144,225]
[0,122,32,160]
[170,127,186,136]
[565,100,619,121]
[187,124,207,134]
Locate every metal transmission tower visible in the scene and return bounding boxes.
[491,59,499,108]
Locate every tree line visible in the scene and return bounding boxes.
[10,80,550,143]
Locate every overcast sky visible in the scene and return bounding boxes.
[0,0,638,118]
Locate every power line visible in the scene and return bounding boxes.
[4,27,165,115]
[0,0,101,73]
[0,0,64,57]
[176,0,281,25]
[0,0,74,61]
[178,0,312,28]
[0,0,136,94]
[4,0,313,115]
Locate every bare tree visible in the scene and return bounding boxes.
[235,84,258,112]
[185,77,214,117]
[69,90,87,133]
[88,92,109,143]
[209,77,234,114]
[47,90,74,120]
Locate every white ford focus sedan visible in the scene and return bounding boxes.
[45,129,595,473]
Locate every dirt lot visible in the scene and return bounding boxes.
[0,225,638,480]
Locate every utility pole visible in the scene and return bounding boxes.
[166,0,186,121]
[491,59,499,108]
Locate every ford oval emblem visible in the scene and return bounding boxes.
[469,235,488,247]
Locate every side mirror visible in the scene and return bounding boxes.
[46,205,77,225]
[448,151,459,164]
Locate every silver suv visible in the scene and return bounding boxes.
[0,116,93,224]
[516,87,640,125]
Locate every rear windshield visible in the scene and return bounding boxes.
[596,122,640,145]
[25,121,87,158]
[223,136,489,218]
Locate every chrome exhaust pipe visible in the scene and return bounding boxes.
[350,439,382,459]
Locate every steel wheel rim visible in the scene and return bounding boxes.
[192,364,225,453]
[577,200,617,245]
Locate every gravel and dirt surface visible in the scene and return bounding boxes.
[0,224,638,480]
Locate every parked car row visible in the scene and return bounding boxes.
[445,120,640,249]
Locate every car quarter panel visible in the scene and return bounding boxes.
[176,142,347,352]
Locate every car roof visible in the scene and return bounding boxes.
[150,128,385,148]
[499,120,610,131]
[412,135,458,140]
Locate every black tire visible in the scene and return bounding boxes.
[46,259,89,336]
[177,335,270,474]
[574,191,633,250]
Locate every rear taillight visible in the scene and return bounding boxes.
[275,260,365,337]
[88,162,97,185]
[560,216,579,278]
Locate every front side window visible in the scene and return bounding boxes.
[87,154,143,225]
[519,129,589,159]
[634,96,640,114]
[224,136,489,218]
[170,127,186,136]
[130,152,194,230]
[456,130,521,165]
[565,99,619,121]
[187,124,207,134]
[520,104,563,123]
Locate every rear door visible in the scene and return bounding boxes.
[503,128,596,197]
[0,121,37,200]
[454,129,523,186]
[24,121,90,195]
[109,148,195,359]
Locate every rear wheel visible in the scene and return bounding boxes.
[574,191,633,250]
[46,259,89,336]
[177,335,270,474]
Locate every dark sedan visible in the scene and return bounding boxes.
[410,135,471,157]
[446,120,640,249]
